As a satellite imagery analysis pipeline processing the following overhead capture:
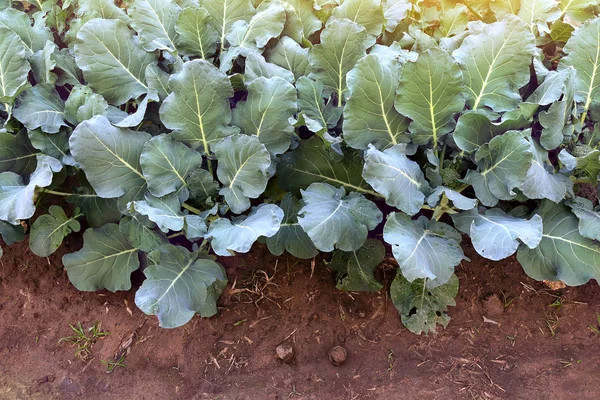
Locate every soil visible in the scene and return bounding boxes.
[1,238,600,400]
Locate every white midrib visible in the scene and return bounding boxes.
[220,1,229,50]
[92,133,145,180]
[377,81,397,145]
[428,71,437,147]
[70,248,138,269]
[472,30,512,110]
[152,258,194,306]
[543,233,600,253]
[311,200,344,231]
[146,2,176,50]
[157,146,186,185]
[97,40,148,90]
[584,29,600,112]
[192,79,210,156]
[40,215,80,247]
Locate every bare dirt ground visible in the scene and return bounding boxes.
[1,237,599,400]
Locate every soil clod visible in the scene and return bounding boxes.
[275,342,295,363]
[328,345,347,366]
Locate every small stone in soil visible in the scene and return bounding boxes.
[275,343,294,363]
[482,293,504,316]
[328,345,347,366]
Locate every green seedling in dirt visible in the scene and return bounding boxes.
[506,335,516,346]
[588,315,600,334]
[544,314,559,338]
[548,297,566,311]
[101,354,126,373]
[59,322,108,360]
[500,291,516,309]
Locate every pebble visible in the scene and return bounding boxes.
[328,345,347,366]
[276,343,295,363]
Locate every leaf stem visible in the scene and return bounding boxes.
[182,202,202,215]
[167,232,185,239]
[42,189,99,198]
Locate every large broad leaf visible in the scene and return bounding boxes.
[0,220,25,246]
[187,168,219,204]
[517,201,600,286]
[129,192,186,233]
[561,17,600,118]
[308,19,369,107]
[215,134,272,214]
[175,6,219,58]
[296,77,342,137]
[395,48,465,146]
[140,134,203,198]
[54,48,83,87]
[28,128,70,164]
[382,0,411,32]
[463,130,533,207]
[233,77,296,155]
[298,183,382,252]
[453,208,542,261]
[129,0,181,52]
[0,130,38,175]
[64,84,109,125]
[29,205,81,257]
[362,144,429,216]
[391,273,459,335]
[13,84,66,134]
[452,16,536,112]
[328,239,385,292]
[63,223,140,292]
[265,36,309,80]
[207,204,284,256]
[519,139,573,202]
[30,40,57,86]
[200,0,254,51]
[426,187,477,211]
[0,28,31,104]
[280,0,322,43]
[278,137,373,195]
[517,0,561,33]
[384,213,466,287]
[559,0,598,25]
[244,53,294,84]
[266,194,318,259]
[74,18,158,105]
[220,2,286,70]
[0,155,62,224]
[159,59,238,154]
[566,197,600,241]
[344,53,410,150]
[135,244,227,328]
[119,214,166,253]
[70,115,150,204]
[330,0,384,44]
[0,8,53,55]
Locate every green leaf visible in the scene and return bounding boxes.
[308,19,369,107]
[278,137,373,195]
[266,193,318,259]
[519,139,573,202]
[395,48,465,146]
[70,115,150,204]
[63,223,140,292]
[558,0,598,25]
[297,76,342,137]
[244,52,294,84]
[453,208,542,261]
[426,187,477,211]
[64,84,108,125]
[220,2,286,70]
[298,183,382,252]
[328,239,384,292]
[463,130,533,207]
[344,53,410,150]
[452,16,536,112]
[13,84,67,134]
[129,0,181,52]
[383,0,411,32]
[384,213,466,287]
[135,244,227,328]
[0,220,25,246]
[54,48,84,86]
[175,6,219,58]
[0,155,62,224]
[0,28,31,105]
[200,0,254,51]
[363,144,429,216]
[437,4,469,38]
[517,201,600,286]
[233,76,297,155]
[30,40,57,86]
[391,273,459,335]
[559,148,600,181]
[566,197,600,242]
[159,59,238,154]
[517,0,561,33]
[215,134,272,214]
[29,205,81,257]
[265,36,309,80]
[0,130,38,175]
[453,111,531,153]
[74,18,158,105]
[207,204,284,256]
[187,168,219,204]
[66,186,122,229]
[0,8,53,55]
[129,192,202,234]
[561,17,600,118]
[140,134,203,198]
[119,214,166,253]
[330,0,384,43]
[280,0,322,43]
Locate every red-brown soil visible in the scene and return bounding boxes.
[1,238,599,400]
